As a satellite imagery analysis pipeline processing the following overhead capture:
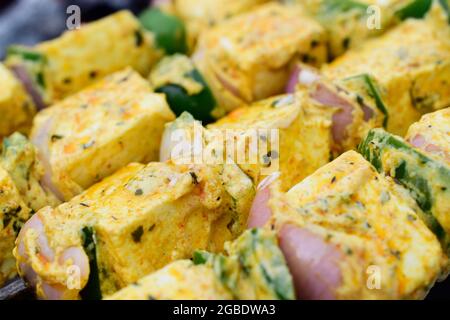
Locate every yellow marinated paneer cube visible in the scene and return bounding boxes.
[6,11,160,106]
[194,2,328,112]
[105,260,233,300]
[0,63,35,139]
[15,158,255,299]
[267,151,446,299]
[208,92,334,191]
[323,4,450,135]
[171,0,271,50]
[0,167,33,286]
[406,108,450,165]
[30,68,175,201]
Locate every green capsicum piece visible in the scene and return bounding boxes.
[150,54,218,123]
[80,226,102,300]
[139,8,188,55]
[194,228,295,300]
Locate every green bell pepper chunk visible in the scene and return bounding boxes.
[139,8,188,55]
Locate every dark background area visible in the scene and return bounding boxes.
[0,0,448,300]
[0,0,150,58]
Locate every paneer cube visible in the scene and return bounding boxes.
[209,92,334,190]
[30,68,175,201]
[15,159,254,299]
[268,151,445,299]
[6,11,160,106]
[194,3,328,112]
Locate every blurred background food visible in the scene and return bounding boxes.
[0,0,150,59]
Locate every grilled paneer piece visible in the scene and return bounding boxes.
[249,151,446,299]
[359,113,450,262]
[30,68,175,201]
[323,4,450,135]
[0,63,36,140]
[193,3,328,112]
[15,157,255,299]
[208,92,334,191]
[6,11,160,108]
[106,228,294,300]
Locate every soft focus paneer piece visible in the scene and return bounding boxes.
[250,151,445,299]
[0,167,32,286]
[170,0,271,50]
[323,4,450,135]
[106,260,233,300]
[15,158,255,299]
[30,68,175,201]
[406,108,450,165]
[6,11,160,107]
[194,3,328,112]
[209,92,334,191]
[107,229,295,300]
[0,63,35,139]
